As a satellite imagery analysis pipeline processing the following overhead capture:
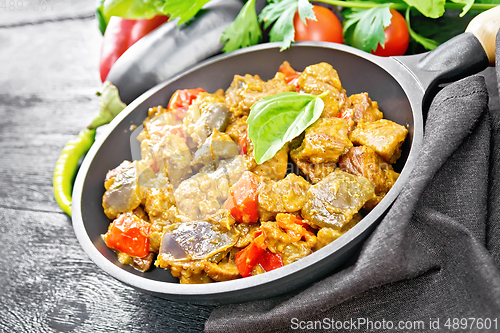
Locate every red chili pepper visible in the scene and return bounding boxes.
[257,249,283,272]
[235,230,267,277]
[278,61,301,92]
[238,131,248,155]
[167,88,207,115]
[225,171,259,224]
[103,214,151,258]
[100,15,169,82]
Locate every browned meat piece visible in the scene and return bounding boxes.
[338,145,399,209]
[298,62,348,118]
[225,72,295,118]
[140,133,193,188]
[350,119,408,163]
[246,141,289,181]
[183,90,231,148]
[340,93,383,132]
[116,252,155,272]
[174,156,247,220]
[102,161,142,219]
[290,118,352,183]
[204,259,240,282]
[260,221,316,266]
[191,129,239,170]
[314,213,362,250]
[301,169,375,229]
[168,261,214,284]
[225,115,248,143]
[258,174,311,221]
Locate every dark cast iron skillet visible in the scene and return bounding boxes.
[72,8,499,304]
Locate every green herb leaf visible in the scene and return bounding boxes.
[343,4,393,52]
[88,82,128,130]
[102,0,160,21]
[221,0,262,53]
[297,0,315,24]
[449,0,475,16]
[161,0,211,26]
[259,0,298,51]
[247,91,327,164]
[405,7,439,50]
[402,0,445,18]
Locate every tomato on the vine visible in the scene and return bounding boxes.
[294,6,343,44]
[372,9,409,57]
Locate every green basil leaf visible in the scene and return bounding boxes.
[344,4,393,52]
[259,0,298,51]
[402,0,445,18]
[405,7,439,50]
[247,91,327,164]
[220,0,262,53]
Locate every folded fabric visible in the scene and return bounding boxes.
[205,33,500,333]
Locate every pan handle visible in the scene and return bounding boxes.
[395,5,500,114]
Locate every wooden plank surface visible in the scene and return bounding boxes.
[0,14,214,333]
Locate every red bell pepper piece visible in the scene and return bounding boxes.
[99,15,169,82]
[238,131,248,155]
[235,230,267,277]
[257,249,283,272]
[167,88,206,114]
[278,61,301,92]
[225,171,259,224]
[103,214,151,258]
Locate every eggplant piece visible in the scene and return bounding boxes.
[106,0,243,105]
[157,221,238,263]
[301,169,375,230]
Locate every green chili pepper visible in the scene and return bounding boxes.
[53,128,96,216]
[53,82,127,216]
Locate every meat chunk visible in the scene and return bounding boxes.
[174,156,247,220]
[338,145,399,209]
[301,169,375,229]
[191,129,239,170]
[204,259,240,282]
[258,174,311,221]
[140,133,193,188]
[247,141,289,181]
[225,72,295,118]
[102,161,142,219]
[339,93,383,132]
[350,119,408,163]
[290,118,352,183]
[298,62,347,118]
[314,213,362,250]
[183,91,231,148]
[225,115,248,143]
[260,220,316,266]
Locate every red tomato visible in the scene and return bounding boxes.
[225,171,259,224]
[167,88,206,113]
[372,9,410,57]
[293,6,343,44]
[104,214,151,258]
[235,230,267,277]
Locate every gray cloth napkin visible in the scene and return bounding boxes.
[206,33,500,333]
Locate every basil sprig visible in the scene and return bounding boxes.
[247,91,328,165]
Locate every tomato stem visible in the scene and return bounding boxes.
[316,0,497,12]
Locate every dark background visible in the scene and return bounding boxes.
[0,1,214,331]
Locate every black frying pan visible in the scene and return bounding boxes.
[72,7,499,304]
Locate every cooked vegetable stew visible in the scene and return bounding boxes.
[101,62,408,283]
